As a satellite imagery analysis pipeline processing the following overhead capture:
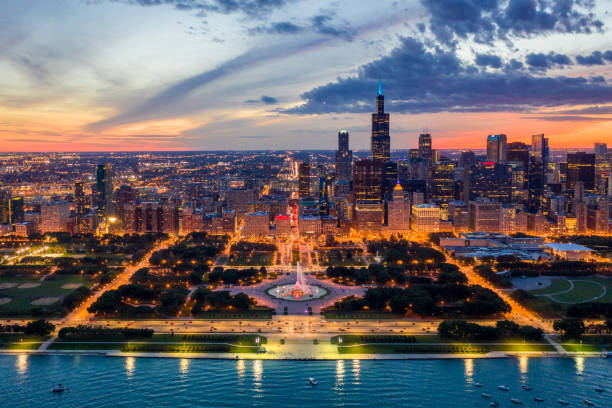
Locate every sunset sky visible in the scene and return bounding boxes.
[1,0,612,152]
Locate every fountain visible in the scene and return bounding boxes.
[265,262,328,302]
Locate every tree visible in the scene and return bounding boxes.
[24,319,55,336]
[553,318,585,339]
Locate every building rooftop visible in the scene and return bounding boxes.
[544,243,594,252]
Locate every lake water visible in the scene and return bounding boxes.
[2,354,611,407]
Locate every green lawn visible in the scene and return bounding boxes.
[337,343,555,354]
[551,280,606,303]
[0,333,48,350]
[0,274,92,315]
[528,278,571,295]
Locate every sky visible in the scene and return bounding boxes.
[1,0,612,152]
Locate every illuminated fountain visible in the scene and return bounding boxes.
[266,262,328,301]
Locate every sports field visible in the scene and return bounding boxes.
[527,276,612,304]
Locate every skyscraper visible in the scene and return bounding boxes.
[418,133,433,162]
[371,81,390,163]
[567,152,595,192]
[335,129,352,183]
[528,134,548,212]
[95,163,113,220]
[486,134,507,164]
[74,180,87,216]
[298,162,311,198]
[508,142,529,170]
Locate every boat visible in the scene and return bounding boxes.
[498,385,510,391]
[481,393,492,399]
[522,385,533,391]
[558,399,569,405]
[474,382,483,387]
[489,403,499,408]
[308,377,318,386]
[511,398,523,405]
[535,397,545,402]
[52,384,66,393]
[583,399,595,406]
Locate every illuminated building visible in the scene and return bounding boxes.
[431,160,455,205]
[298,162,311,198]
[243,211,270,237]
[567,152,595,192]
[411,203,440,233]
[371,81,390,164]
[335,130,352,183]
[274,215,292,238]
[95,163,113,220]
[486,134,507,164]
[468,199,501,233]
[41,200,71,233]
[387,181,410,232]
[528,134,548,212]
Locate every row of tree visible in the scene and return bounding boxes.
[438,320,543,341]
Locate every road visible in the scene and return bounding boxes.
[63,236,178,324]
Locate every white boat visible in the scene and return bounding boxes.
[511,398,523,405]
[558,399,569,405]
[474,382,483,388]
[52,384,66,393]
[583,399,594,406]
[535,397,544,402]
[308,377,318,386]
[498,385,510,391]
[522,385,533,391]
[489,403,499,408]
[482,393,492,399]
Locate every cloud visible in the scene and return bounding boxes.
[475,53,502,69]
[420,0,603,45]
[525,52,572,71]
[250,15,355,40]
[245,95,278,104]
[86,37,324,131]
[554,105,612,114]
[575,50,612,65]
[116,0,291,18]
[522,115,612,121]
[284,36,612,115]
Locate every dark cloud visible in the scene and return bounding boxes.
[115,0,290,18]
[285,37,612,115]
[522,115,612,121]
[475,53,502,69]
[310,15,355,41]
[525,52,572,70]
[575,50,610,65]
[420,0,603,45]
[250,21,303,35]
[246,95,278,104]
[554,105,612,114]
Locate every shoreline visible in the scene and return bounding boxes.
[0,349,606,360]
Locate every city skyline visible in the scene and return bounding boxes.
[1,0,612,152]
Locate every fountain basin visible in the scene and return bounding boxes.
[265,284,329,301]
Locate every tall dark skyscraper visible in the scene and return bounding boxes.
[371,81,390,163]
[418,133,433,162]
[298,162,311,198]
[528,134,549,212]
[508,142,529,170]
[486,134,507,164]
[353,159,383,204]
[95,163,113,220]
[335,129,352,183]
[74,180,87,216]
[567,152,595,192]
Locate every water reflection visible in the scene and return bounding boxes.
[15,354,28,375]
[464,359,474,382]
[253,360,263,393]
[574,356,584,375]
[236,359,245,379]
[335,360,345,389]
[519,356,529,376]
[179,358,189,375]
[125,357,135,377]
[352,359,360,383]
